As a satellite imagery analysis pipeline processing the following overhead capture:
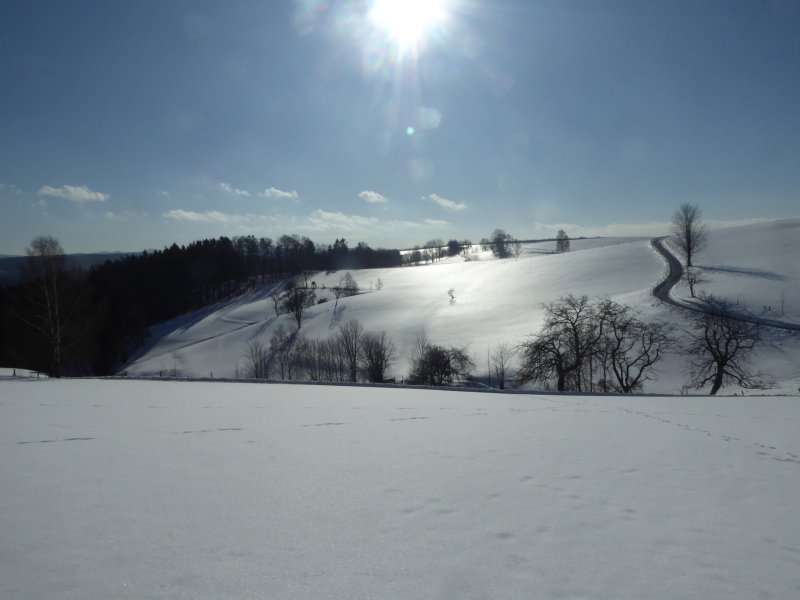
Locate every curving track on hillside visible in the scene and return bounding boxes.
[650,237,800,332]
[651,237,684,305]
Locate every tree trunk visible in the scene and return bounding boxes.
[709,372,724,395]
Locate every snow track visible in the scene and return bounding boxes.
[651,237,800,332]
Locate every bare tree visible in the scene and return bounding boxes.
[683,266,707,298]
[490,229,512,258]
[425,239,445,261]
[337,319,363,382]
[13,236,86,377]
[510,239,523,259]
[671,203,708,268]
[596,300,673,393]
[243,339,270,379]
[517,295,602,392]
[339,272,359,296]
[687,300,771,395]
[294,337,318,381]
[490,343,517,390]
[361,330,395,382]
[556,230,570,253]
[269,325,294,380]
[281,283,315,329]
[284,336,303,381]
[408,334,475,386]
[268,287,282,317]
[317,337,338,382]
[329,337,349,381]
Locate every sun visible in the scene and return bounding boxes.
[369,0,449,52]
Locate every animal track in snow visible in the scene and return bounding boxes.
[181,427,243,434]
[18,437,95,445]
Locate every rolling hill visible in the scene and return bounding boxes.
[126,220,800,394]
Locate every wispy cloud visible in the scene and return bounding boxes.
[359,190,389,204]
[163,209,248,224]
[156,190,171,198]
[260,186,299,201]
[529,218,793,240]
[217,181,250,197]
[531,221,668,238]
[104,210,148,222]
[424,193,465,211]
[423,218,449,227]
[38,184,110,205]
[0,183,23,195]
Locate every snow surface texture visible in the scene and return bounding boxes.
[126,220,800,394]
[1,379,799,599]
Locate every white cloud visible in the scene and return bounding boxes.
[260,187,299,201]
[358,190,389,204]
[163,209,247,224]
[156,190,171,198]
[423,218,449,227]
[38,184,110,205]
[217,181,250,197]
[304,210,378,232]
[424,193,466,211]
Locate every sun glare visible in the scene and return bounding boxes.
[369,0,449,52]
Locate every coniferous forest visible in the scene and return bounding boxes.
[0,234,401,377]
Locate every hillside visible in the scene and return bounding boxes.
[126,221,800,394]
[668,218,800,322]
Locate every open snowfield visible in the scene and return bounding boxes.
[1,378,799,599]
[126,220,800,394]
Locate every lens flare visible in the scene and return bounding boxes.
[369,0,449,53]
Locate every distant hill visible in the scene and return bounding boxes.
[0,252,133,286]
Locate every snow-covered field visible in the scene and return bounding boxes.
[1,378,799,599]
[126,220,800,394]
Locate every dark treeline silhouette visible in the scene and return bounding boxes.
[0,234,400,377]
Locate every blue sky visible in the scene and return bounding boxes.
[1,0,798,254]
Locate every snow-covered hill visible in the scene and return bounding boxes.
[669,218,800,323]
[126,220,800,394]
[2,379,799,599]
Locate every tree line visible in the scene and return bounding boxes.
[403,229,571,266]
[242,319,397,384]
[235,290,769,396]
[0,235,400,377]
[240,317,477,388]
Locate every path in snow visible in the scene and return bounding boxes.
[651,237,800,332]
